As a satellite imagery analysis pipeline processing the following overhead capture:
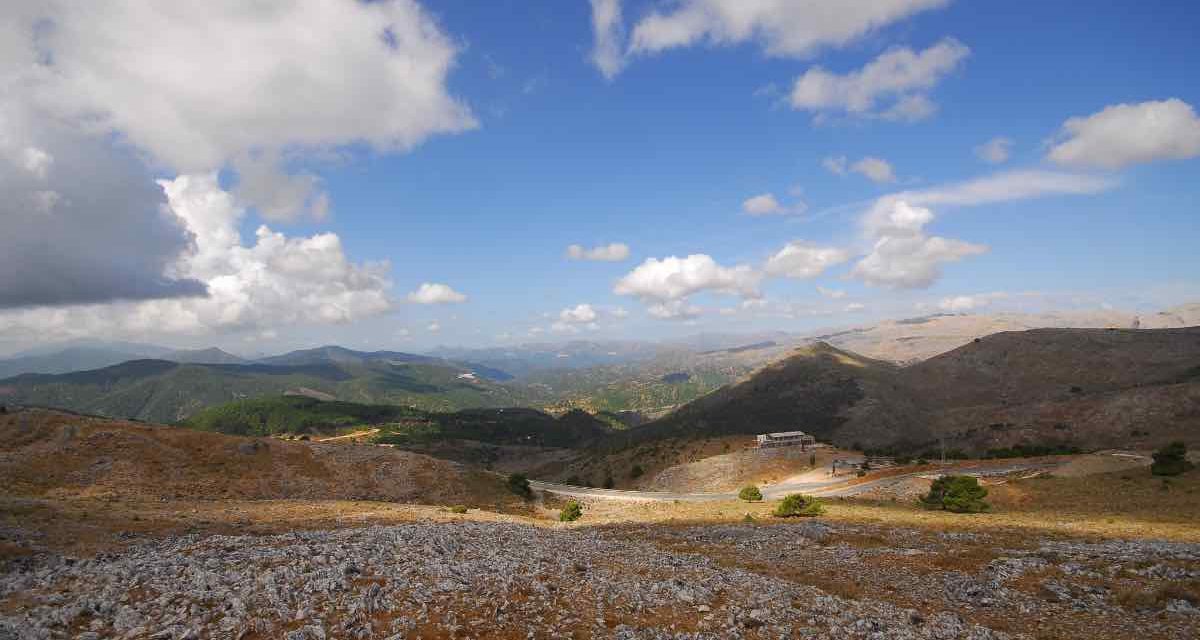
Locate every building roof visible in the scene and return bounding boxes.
[761,430,811,438]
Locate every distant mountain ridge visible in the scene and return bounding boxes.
[0,346,530,423]
[608,326,1200,454]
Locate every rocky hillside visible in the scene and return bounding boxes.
[0,408,509,505]
[902,327,1200,453]
[611,327,1200,454]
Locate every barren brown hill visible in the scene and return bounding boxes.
[906,327,1200,452]
[0,408,510,505]
[592,326,1200,456]
[597,343,926,451]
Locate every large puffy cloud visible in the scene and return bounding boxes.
[0,175,393,342]
[852,223,988,288]
[1046,99,1200,169]
[764,242,850,279]
[614,254,760,301]
[626,0,949,60]
[0,68,205,308]
[851,170,1116,289]
[790,38,969,121]
[19,0,475,219]
[407,283,467,305]
[566,242,631,262]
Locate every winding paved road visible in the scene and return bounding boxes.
[530,460,1062,503]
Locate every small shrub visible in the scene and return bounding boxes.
[773,494,824,518]
[602,475,615,489]
[630,464,644,479]
[742,513,755,523]
[921,475,989,513]
[449,505,468,514]
[856,469,867,477]
[738,485,763,502]
[564,475,584,486]
[559,500,583,522]
[1151,441,1194,476]
[507,473,532,499]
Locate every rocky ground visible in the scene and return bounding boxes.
[2,517,1197,640]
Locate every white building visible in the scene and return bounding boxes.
[756,430,816,449]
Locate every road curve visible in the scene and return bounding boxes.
[530,460,1062,503]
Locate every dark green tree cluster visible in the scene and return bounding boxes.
[921,475,989,513]
[1151,442,1193,476]
[507,473,532,499]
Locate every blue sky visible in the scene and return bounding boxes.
[1,0,1198,354]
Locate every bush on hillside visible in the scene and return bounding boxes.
[1151,442,1194,476]
[602,475,615,489]
[507,473,532,499]
[630,464,644,479]
[449,505,468,514]
[738,485,763,502]
[773,494,824,518]
[921,475,989,513]
[559,500,583,522]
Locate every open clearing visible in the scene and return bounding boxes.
[1,408,1198,639]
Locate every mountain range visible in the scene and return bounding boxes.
[1,303,1197,428]
[608,326,1200,454]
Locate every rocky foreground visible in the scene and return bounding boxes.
[2,519,1198,640]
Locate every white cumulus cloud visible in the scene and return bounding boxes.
[817,286,847,299]
[765,242,850,279]
[1046,99,1200,169]
[850,169,1117,290]
[17,0,475,220]
[614,254,760,301]
[852,225,988,289]
[0,174,393,342]
[790,38,969,121]
[407,283,467,305]
[566,242,631,262]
